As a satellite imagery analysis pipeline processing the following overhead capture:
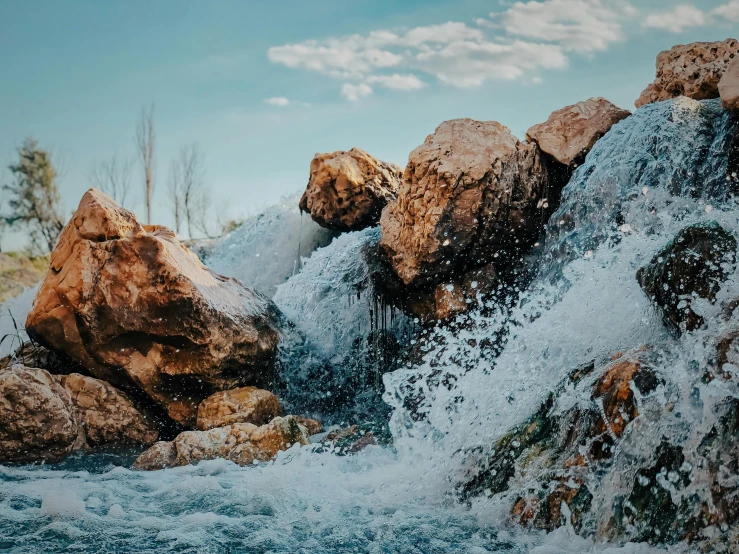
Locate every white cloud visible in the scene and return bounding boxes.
[414,40,567,87]
[366,73,426,90]
[265,97,290,106]
[267,2,635,100]
[713,1,739,21]
[341,83,373,102]
[497,0,634,53]
[643,5,706,33]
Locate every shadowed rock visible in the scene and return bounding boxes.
[637,222,737,334]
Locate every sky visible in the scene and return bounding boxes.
[0,0,738,247]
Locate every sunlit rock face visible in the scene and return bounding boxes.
[380,118,550,288]
[25,189,283,427]
[636,39,739,108]
[196,386,280,430]
[55,373,159,446]
[526,98,631,167]
[300,148,402,232]
[720,56,739,112]
[0,366,82,463]
[133,415,311,470]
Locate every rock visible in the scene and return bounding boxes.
[379,119,549,288]
[293,416,323,435]
[637,222,737,334]
[55,373,158,446]
[299,148,402,231]
[719,56,739,112]
[196,386,280,430]
[133,415,311,470]
[323,425,378,453]
[636,39,739,107]
[25,189,283,427]
[0,366,82,463]
[0,341,85,376]
[526,98,631,166]
[433,282,467,321]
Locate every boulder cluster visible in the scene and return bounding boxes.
[1,37,738,515]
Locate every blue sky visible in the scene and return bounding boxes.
[1,0,737,244]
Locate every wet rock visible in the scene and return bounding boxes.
[25,189,283,427]
[433,282,467,321]
[0,341,85,376]
[526,98,631,167]
[293,416,323,435]
[637,222,737,334]
[55,373,158,446]
[379,119,549,288]
[458,350,662,533]
[0,366,82,463]
[196,386,281,430]
[299,148,401,231]
[133,415,311,470]
[720,56,739,112]
[323,425,377,453]
[636,39,739,107]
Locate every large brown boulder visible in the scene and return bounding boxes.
[719,56,739,112]
[379,119,549,288]
[196,386,280,430]
[133,415,311,470]
[636,39,739,108]
[25,189,283,427]
[0,366,83,463]
[55,373,158,445]
[299,148,402,231]
[526,98,630,167]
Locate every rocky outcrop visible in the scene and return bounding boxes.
[526,98,630,167]
[55,373,158,445]
[637,222,737,334]
[636,39,739,107]
[380,119,549,288]
[196,386,280,430]
[133,415,311,470]
[0,366,83,463]
[719,56,739,112]
[25,189,283,427]
[299,148,402,231]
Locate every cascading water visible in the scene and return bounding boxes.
[1,98,737,553]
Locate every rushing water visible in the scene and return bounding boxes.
[1,98,737,552]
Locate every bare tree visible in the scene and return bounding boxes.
[168,143,205,238]
[191,186,216,238]
[167,158,183,234]
[89,156,133,207]
[135,105,155,224]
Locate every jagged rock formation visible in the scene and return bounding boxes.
[133,415,311,470]
[0,366,83,463]
[25,189,283,427]
[196,386,280,430]
[526,98,631,167]
[300,148,402,231]
[55,373,158,445]
[636,39,739,107]
[720,56,739,112]
[380,119,549,288]
[637,222,737,334]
